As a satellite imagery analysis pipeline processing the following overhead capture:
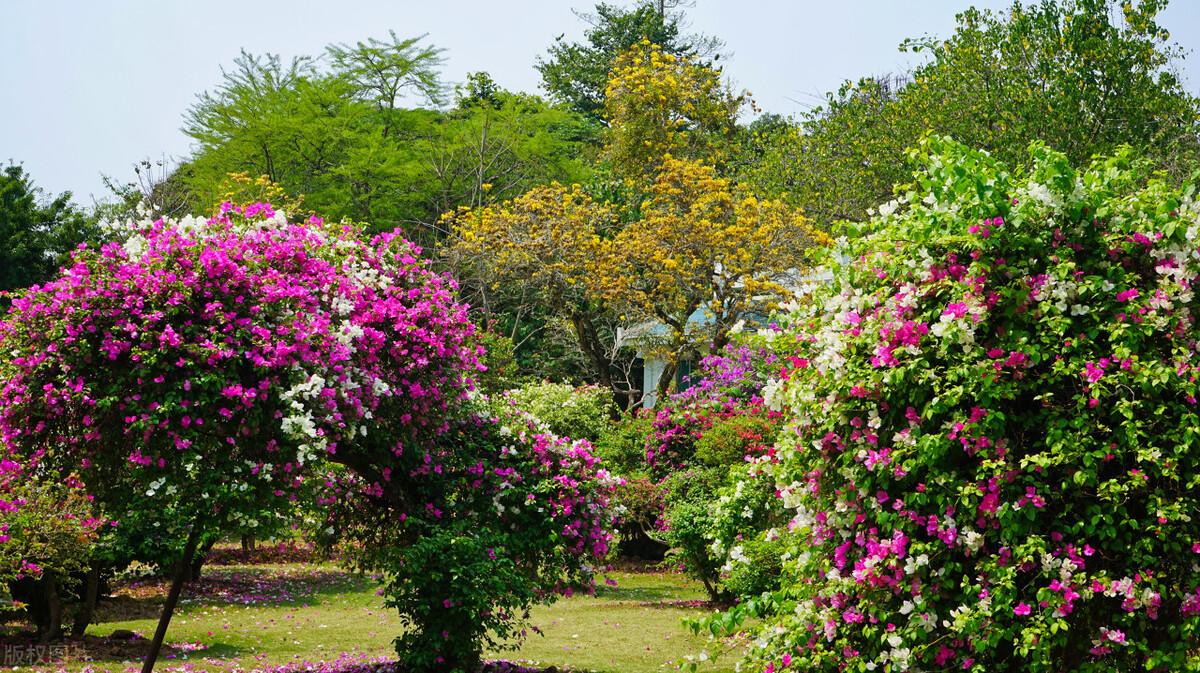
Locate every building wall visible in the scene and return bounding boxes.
[641,357,667,408]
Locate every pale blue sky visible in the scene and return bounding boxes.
[3,0,1199,203]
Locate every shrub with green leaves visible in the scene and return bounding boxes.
[707,465,788,600]
[0,474,104,639]
[694,411,778,467]
[500,381,615,442]
[711,137,1200,671]
[474,330,524,394]
[608,474,665,555]
[721,534,785,600]
[593,413,654,475]
[661,467,727,602]
[591,415,666,559]
[320,404,619,673]
[644,344,785,595]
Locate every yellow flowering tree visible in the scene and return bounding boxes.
[596,156,828,398]
[450,42,826,404]
[603,39,741,179]
[444,184,622,392]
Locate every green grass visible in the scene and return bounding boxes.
[512,570,729,673]
[32,564,736,673]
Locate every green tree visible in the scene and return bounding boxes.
[0,164,97,293]
[183,42,592,244]
[326,30,444,134]
[536,1,723,119]
[414,77,595,229]
[183,51,364,215]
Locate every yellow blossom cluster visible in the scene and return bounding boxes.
[603,39,741,179]
[449,157,830,398]
[596,156,830,374]
[445,183,616,305]
[218,172,306,216]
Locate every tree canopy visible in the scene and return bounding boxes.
[182,42,593,245]
[741,0,1200,227]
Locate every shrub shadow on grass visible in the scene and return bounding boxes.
[113,566,369,612]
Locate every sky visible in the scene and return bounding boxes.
[3,0,1200,205]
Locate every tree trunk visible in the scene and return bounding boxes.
[698,572,723,604]
[186,538,216,582]
[240,534,256,553]
[569,311,613,391]
[655,358,679,403]
[708,322,733,355]
[37,573,63,644]
[141,524,202,673]
[70,564,102,638]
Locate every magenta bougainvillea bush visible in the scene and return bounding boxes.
[0,203,479,526]
[643,344,784,600]
[706,138,1200,672]
[0,204,617,671]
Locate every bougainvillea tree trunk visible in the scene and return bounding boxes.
[141,525,201,673]
[70,564,101,638]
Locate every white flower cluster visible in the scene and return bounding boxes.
[1031,272,1088,316]
[280,374,328,464]
[864,637,910,671]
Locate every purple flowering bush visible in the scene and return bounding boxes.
[711,138,1200,671]
[0,203,479,530]
[647,343,780,478]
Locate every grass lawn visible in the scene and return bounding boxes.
[20,564,737,673]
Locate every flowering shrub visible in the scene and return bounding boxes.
[647,343,779,478]
[0,472,104,639]
[593,413,654,475]
[660,466,728,600]
[319,404,619,673]
[1,204,621,669]
[641,344,785,599]
[719,533,785,600]
[608,474,667,559]
[694,412,778,467]
[719,138,1200,671]
[706,464,788,601]
[590,415,665,559]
